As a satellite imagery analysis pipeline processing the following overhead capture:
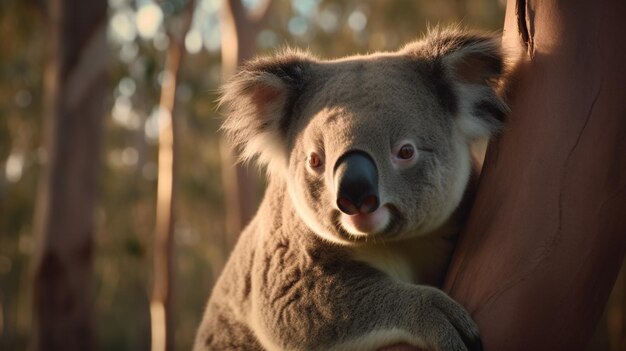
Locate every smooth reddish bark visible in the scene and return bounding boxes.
[444,1,626,350]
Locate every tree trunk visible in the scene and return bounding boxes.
[150,2,194,351]
[32,0,107,349]
[218,0,271,254]
[444,0,626,350]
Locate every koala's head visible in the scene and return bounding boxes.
[220,29,507,245]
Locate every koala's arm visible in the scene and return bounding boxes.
[251,245,480,351]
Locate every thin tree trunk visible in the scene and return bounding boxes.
[444,0,626,350]
[150,2,194,351]
[32,0,107,349]
[219,0,271,253]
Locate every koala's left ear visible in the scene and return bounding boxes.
[219,50,312,175]
[404,28,509,139]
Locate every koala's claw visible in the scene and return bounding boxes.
[423,289,482,351]
[455,323,482,351]
[448,309,481,351]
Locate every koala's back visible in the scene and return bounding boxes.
[190,191,267,350]
[193,220,262,350]
[195,182,309,350]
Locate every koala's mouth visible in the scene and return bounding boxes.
[341,207,389,234]
[331,204,404,242]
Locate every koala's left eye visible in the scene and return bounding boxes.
[308,152,323,169]
[396,144,415,160]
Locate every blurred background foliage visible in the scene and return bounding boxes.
[2,0,619,350]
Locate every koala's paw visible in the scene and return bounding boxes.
[419,288,482,351]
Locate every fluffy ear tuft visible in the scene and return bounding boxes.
[403,27,509,140]
[219,49,313,176]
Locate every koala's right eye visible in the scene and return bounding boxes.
[397,144,415,160]
[392,141,419,169]
[307,152,323,169]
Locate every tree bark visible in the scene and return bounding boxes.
[444,0,626,350]
[32,0,107,349]
[150,2,195,351]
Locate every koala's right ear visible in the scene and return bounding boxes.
[403,28,509,140]
[219,51,312,175]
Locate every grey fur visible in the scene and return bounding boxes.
[196,28,507,351]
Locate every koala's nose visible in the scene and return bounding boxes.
[334,151,380,215]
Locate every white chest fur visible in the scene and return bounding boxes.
[351,233,456,287]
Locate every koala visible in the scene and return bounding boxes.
[195,28,507,351]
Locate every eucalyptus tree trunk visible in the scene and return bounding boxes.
[150,2,195,351]
[32,0,107,349]
[444,0,626,350]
